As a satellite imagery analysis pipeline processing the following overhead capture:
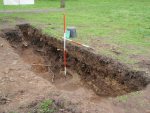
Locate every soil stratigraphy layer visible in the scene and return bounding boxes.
[2,24,150,97]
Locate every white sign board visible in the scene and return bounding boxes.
[3,0,34,5]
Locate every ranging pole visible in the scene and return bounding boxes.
[63,14,67,76]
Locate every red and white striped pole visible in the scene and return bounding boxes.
[63,14,67,76]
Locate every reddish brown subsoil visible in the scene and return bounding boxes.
[0,24,150,113]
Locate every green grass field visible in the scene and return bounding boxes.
[0,0,150,67]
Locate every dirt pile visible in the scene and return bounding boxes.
[1,24,150,97]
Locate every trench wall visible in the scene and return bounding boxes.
[2,24,150,97]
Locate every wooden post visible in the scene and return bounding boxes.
[60,0,65,8]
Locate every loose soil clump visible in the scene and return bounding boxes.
[1,24,150,97]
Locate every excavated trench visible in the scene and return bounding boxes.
[1,24,150,97]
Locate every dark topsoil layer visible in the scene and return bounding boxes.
[1,24,150,97]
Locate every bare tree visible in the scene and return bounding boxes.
[60,0,65,8]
